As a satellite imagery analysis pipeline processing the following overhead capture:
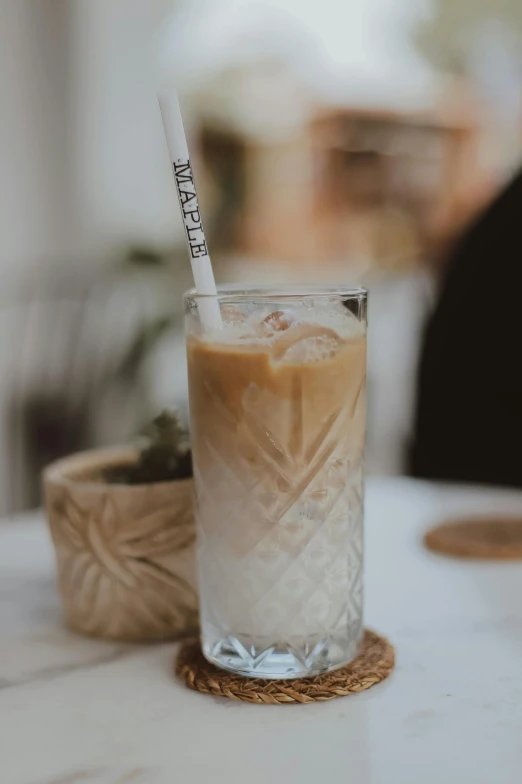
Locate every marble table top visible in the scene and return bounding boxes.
[2,477,522,784]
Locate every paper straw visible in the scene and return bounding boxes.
[158,90,222,329]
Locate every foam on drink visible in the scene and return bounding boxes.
[191,304,365,354]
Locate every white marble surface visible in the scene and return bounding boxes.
[2,478,522,784]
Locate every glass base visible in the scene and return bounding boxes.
[204,634,361,679]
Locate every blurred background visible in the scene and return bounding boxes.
[2,0,522,514]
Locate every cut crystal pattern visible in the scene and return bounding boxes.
[195,379,365,678]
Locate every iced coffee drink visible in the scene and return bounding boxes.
[185,287,367,678]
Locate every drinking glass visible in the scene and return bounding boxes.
[185,286,367,678]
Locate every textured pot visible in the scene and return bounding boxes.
[43,446,198,641]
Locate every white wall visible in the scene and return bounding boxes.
[71,0,183,257]
[0,0,74,272]
[0,0,183,276]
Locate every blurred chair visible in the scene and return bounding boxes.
[0,258,187,515]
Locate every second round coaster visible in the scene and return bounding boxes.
[175,629,394,705]
[425,516,522,559]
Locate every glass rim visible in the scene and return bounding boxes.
[184,284,367,302]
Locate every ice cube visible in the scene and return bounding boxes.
[281,335,343,363]
[272,322,344,364]
[221,305,247,326]
[259,310,295,336]
[307,301,364,339]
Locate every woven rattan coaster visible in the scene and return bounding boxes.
[175,629,394,704]
[425,516,522,559]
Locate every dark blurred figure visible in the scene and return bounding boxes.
[411,169,522,487]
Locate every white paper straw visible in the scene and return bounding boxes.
[158,90,222,329]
